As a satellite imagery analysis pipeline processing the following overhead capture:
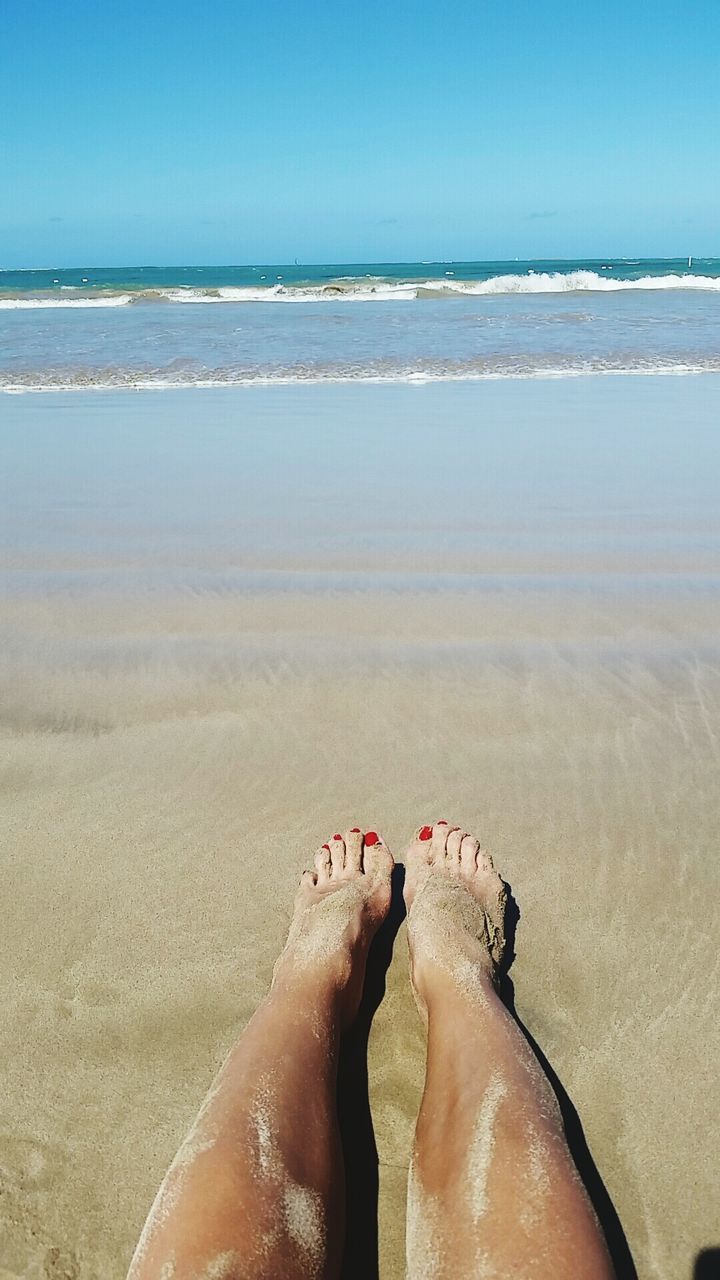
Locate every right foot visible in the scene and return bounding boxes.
[273,828,393,1024]
[403,822,508,1009]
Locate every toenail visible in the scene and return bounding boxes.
[322,843,330,851]
[350,827,361,833]
[364,831,379,845]
[436,820,448,825]
[419,826,433,841]
[333,834,342,841]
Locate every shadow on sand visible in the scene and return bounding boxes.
[337,863,408,1280]
[337,865,637,1280]
[499,886,637,1280]
[694,1249,720,1278]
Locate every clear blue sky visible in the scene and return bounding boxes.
[2,0,718,267]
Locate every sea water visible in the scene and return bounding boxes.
[1,258,719,390]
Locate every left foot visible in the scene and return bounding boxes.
[273,829,393,1023]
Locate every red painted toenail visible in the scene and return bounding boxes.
[350,827,361,833]
[419,826,433,841]
[322,843,330,851]
[333,834,342,841]
[364,831,379,845]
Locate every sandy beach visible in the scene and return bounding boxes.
[1,376,719,1280]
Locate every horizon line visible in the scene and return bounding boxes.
[1,254,715,274]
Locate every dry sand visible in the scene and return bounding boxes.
[1,379,719,1279]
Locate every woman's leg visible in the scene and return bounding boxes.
[403,822,614,1280]
[127,829,392,1280]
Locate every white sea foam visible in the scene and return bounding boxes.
[450,269,720,294]
[155,282,420,303]
[0,294,134,309]
[3,360,720,394]
[3,270,720,308]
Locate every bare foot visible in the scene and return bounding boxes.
[273,828,393,1024]
[403,822,508,1011]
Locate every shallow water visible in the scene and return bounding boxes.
[2,259,720,388]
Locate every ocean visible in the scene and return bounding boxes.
[1,258,719,391]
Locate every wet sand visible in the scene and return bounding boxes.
[1,377,719,1279]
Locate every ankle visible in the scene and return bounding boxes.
[272,937,370,1026]
[410,946,498,1013]
[272,945,350,999]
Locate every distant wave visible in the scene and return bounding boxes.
[4,354,720,393]
[3,270,720,308]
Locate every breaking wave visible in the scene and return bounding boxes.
[3,270,720,308]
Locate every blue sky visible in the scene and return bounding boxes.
[2,0,719,266]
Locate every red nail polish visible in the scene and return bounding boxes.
[350,827,361,833]
[364,831,379,846]
[419,826,432,841]
[333,834,342,841]
[322,843,330,851]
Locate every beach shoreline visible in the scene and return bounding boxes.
[3,259,720,393]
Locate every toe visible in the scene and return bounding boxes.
[445,827,464,865]
[403,828,436,912]
[314,845,331,882]
[295,868,318,907]
[329,833,345,876]
[460,834,479,873]
[430,821,450,862]
[403,829,432,884]
[407,823,435,861]
[476,845,495,874]
[362,831,393,882]
[344,828,363,871]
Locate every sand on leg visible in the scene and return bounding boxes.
[404,822,615,1280]
[126,828,392,1280]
